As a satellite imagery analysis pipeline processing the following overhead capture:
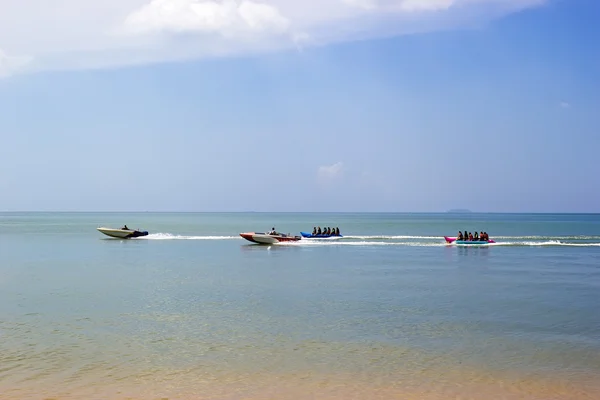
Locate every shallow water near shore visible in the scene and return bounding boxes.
[1,212,599,399]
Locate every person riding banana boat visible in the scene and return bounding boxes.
[456,231,490,241]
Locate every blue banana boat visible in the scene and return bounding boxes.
[300,232,343,238]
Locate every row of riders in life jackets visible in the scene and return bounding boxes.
[457,231,490,241]
[312,227,340,236]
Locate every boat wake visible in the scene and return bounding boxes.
[136,233,600,247]
[142,233,240,240]
[489,240,600,247]
[339,235,440,240]
[492,235,600,240]
[283,240,600,248]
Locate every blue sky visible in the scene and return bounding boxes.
[0,0,598,212]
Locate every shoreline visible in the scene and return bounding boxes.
[3,368,599,400]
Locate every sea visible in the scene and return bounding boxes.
[0,212,599,400]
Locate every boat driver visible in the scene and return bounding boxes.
[122,225,129,230]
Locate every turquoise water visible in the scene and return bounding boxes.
[1,213,599,399]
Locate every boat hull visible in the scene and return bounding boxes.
[444,236,495,245]
[240,232,301,244]
[300,232,343,238]
[97,227,149,239]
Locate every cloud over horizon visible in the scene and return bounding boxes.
[0,0,547,77]
[0,48,32,78]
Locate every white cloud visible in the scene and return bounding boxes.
[317,162,344,184]
[342,0,378,10]
[398,0,454,12]
[342,0,454,12]
[342,0,544,12]
[124,0,290,36]
[0,0,548,76]
[560,101,571,109]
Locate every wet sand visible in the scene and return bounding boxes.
[3,366,599,400]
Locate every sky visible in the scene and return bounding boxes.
[0,0,598,212]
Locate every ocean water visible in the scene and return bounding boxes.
[0,212,599,400]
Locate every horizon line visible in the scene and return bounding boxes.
[1,211,599,215]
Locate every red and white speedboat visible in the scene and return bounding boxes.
[239,232,302,244]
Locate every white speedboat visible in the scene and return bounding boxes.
[239,232,301,244]
[97,227,149,239]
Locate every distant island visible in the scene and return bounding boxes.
[447,209,472,213]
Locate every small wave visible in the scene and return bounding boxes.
[143,233,240,240]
